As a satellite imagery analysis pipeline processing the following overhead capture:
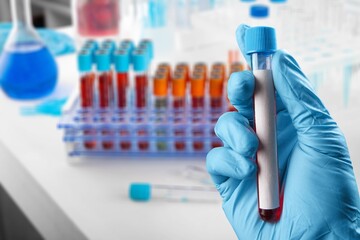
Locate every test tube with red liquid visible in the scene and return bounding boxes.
[172,72,186,151]
[153,72,168,150]
[95,50,114,149]
[78,49,97,149]
[114,49,131,150]
[245,26,280,222]
[190,72,205,151]
[132,50,149,150]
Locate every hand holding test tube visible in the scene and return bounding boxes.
[206,25,360,238]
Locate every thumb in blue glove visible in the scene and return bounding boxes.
[206,24,360,239]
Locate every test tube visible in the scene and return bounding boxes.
[209,73,223,109]
[115,50,131,151]
[78,50,94,109]
[133,50,149,150]
[172,72,186,151]
[212,62,226,81]
[133,50,149,109]
[194,62,208,81]
[153,72,168,109]
[190,73,205,109]
[78,49,97,150]
[129,183,219,203]
[176,63,190,83]
[153,72,168,151]
[158,63,172,87]
[191,73,205,151]
[114,50,130,109]
[95,50,113,109]
[95,50,114,150]
[246,26,280,222]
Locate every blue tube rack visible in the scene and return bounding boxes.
[58,93,228,158]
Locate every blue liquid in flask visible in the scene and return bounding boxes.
[0,42,58,99]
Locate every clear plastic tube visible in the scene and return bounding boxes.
[129,183,219,203]
[246,27,280,222]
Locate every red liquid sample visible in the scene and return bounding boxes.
[135,75,148,108]
[259,208,281,222]
[173,98,185,109]
[192,129,204,151]
[192,97,204,109]
[119,129,131,150]
[174,129,186,151]
[117,72,128,108]
[84,129,97,149]
[98,72,112,108]
[80,73,95,108]
[77,0,120,37]
[102,130,114,150]
[210,98,222,109]
[137,129,149,150]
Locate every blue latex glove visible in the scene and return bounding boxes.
[206,24,360,239]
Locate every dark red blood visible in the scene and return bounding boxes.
[80,74,94,108]
[135,75,148,108]
[192,97,204,109]
[173,98,185,109]
[210,98,222,109]
[117,73,128,108]
[99,73,112,108]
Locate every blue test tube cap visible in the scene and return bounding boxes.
[132,50,148,72]
[270,0,287,3]
[245,26,277,54]
[250,5,269,18]
[83,40,99,51]
[120,40,135,53]
[95,50,111,71]
[139,39,154,60]
[101,40,116,53]
[114,50,130,72]
[77,49,92,72]
[129,183,151,201]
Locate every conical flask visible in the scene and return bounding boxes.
[0,0,58,100]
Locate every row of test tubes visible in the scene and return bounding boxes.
[78,39,153,110]
[69,39,247,155]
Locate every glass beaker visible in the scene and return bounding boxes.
[75,0,120,38]
[0,0,58,100]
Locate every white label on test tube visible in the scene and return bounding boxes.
[253,69,280,210]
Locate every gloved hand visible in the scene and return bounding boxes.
[206,24,360,239]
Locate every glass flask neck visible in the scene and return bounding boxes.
[11,0,33,28]
[5,0,43,51]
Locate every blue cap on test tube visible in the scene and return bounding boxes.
[139,39,154,60]
[95,50,111,71]
[78,49,92,72]
[83,40,99,52]
[129,183,151,201]
[101,40,116,53]
[114,50,130,72]
[270,0,287,3]
[120,40,135,53]
[132,50,148,72]
[250,5,269,18]
[245,26,277,54]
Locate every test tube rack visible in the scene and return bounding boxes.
[58,39,245,157]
